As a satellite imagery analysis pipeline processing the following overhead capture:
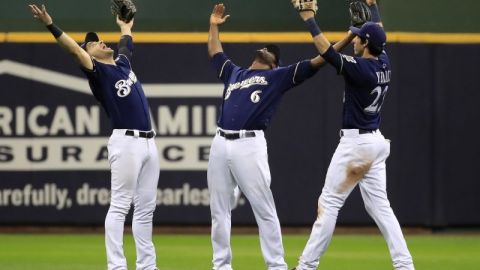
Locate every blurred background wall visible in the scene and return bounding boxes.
[1,0,479,32]
[1,0,479,227]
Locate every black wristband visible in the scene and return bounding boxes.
[305,17,322,37]
[46,23,63,39]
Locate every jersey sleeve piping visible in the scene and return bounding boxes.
[219,59,231,79]
[339,55,344,75]
[292,62,300,84]
[117,54,132,70]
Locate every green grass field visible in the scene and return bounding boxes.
[0,233,479,270]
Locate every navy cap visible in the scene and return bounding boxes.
[350,22,386,47]
[265,44,281,66]
[80,32,99,50]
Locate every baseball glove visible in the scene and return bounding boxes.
[349,0,371,27]
[111,0,136,23]
[291,0,318,15]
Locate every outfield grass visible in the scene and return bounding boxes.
[0,233,479,270]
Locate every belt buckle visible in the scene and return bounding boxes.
[144,130,154,138]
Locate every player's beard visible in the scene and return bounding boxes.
[254,50,275,68]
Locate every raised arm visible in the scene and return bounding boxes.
[296,0,383,58]
[309,31,355,68]
[366,0,383,27]
[208,4,230,58]
[29,4,93,70]
[299,11,332,56]
[116,16,134,60]
[117,15,133,37]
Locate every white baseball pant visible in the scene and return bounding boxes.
[208,129,287,270]
[296,129,414,270]
[105,129,160,270]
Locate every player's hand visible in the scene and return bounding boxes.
[366,0,377,6]
[210,4,230,26]
[299,10,315,21]
[116,15,134,29]
[29,4,53,25]
[292,0,318,19]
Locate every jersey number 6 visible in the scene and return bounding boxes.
[251,90,262,103]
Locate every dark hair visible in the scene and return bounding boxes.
[265,44,280,66]
[81,32,99,51]
[360,37,383,57]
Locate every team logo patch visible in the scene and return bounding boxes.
[341,54,357,63]
[115,71,138,97]
[250,90,262,103]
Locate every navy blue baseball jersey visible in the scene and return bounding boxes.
[81,38,151,131]
[211,52,317,130]
[322,46,391,130]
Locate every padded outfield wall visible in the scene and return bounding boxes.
[1,41,479,227]
[1,0,479,227]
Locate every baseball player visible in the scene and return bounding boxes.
[207,4,355,270]
[290,0,415,269]
[29,4,160,270]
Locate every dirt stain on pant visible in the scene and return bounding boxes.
[337,161,372,193]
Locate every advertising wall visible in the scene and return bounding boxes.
[1,42,480,226]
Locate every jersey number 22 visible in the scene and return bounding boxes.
[365,85,388,114]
